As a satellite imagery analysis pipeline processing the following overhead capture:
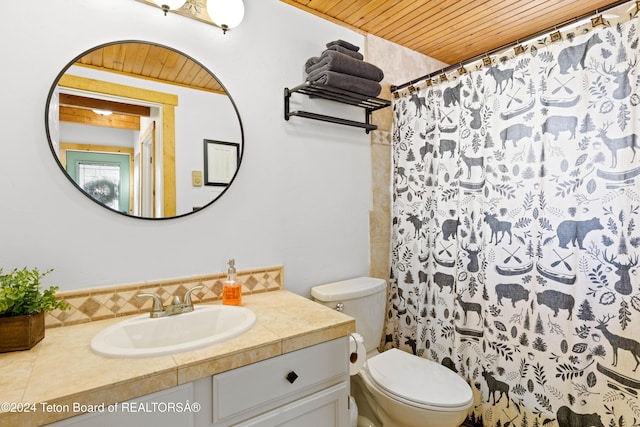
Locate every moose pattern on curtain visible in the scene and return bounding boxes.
[387,8,640,427]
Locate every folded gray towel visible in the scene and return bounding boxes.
[326,39,360,52]
[305,56,321,70]
[326,45,364,60]
[306,50,384,82]
[306,70,382,97]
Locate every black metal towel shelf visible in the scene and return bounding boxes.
[284,82,391,134]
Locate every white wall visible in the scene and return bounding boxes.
[0,0,372,296]
[60,122,138,150]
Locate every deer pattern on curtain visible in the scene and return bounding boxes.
[387,7,640,427]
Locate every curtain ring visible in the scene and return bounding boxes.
[550,26,562,43]
[591,11,604,27]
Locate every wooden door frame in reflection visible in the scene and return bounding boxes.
[58,74,178,217]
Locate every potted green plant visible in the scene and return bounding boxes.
[0,267,70,352]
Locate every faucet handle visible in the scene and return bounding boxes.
[184,285,205,306]
[137,293,165,317]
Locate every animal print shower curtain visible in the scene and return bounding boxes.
[386,5,640,427]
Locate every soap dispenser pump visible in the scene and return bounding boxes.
[222,258,242,306]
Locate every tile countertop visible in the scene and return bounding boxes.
[0,290,355,427]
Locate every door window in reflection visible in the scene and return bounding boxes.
[67,151,131,214]
[79,163,120,210]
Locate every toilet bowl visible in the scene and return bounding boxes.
[356,348,472,427]
[311,277,473,427]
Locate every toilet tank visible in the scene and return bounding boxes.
[311,277,387,353]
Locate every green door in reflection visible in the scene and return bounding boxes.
[66,151,130,214]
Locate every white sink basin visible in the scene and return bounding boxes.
[90,305,256,358]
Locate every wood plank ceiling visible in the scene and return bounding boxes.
[75,42,224,94]
[61,42,224,129]
[281,0,623,66]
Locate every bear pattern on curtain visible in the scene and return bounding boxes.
[387,6,640,427]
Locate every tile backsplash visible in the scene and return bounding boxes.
[46,265,284,328]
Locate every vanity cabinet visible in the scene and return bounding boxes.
[47,337,349,427]
[47,384,196,427]
[210,337,349,426]
[231,382,348,426]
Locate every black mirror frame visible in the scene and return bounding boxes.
[44,40,245,220]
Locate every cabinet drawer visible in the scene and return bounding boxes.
[237,381,349,427]
[212,337,348,424]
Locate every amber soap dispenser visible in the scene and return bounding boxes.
[222,258,242,306]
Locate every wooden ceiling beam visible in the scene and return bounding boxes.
[59,93,151,117]
[59,106,141,130]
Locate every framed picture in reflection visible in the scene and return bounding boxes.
[203,140,239,186]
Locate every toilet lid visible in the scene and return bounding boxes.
[366,348,473,409]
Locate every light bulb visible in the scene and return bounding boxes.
[92,109,113,117]
[207,0,244,33]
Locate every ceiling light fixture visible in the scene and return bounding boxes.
[139,0,244,33]
[207,0,244,34]
[152,0,185,15]
[92,109,113,117]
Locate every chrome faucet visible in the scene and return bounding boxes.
[137,285,204,318]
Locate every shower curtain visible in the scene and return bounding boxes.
[387,6,640,427]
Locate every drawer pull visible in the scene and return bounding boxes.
[285,371,299,384]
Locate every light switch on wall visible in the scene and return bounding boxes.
[192,171,203,186]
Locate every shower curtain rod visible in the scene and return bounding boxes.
[390,0,636,93]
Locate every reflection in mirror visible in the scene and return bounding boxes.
[203,140,239,186]
[45,41,243,219]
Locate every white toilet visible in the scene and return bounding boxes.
[311,277,473,427]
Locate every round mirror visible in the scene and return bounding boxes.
[45,41,244,219]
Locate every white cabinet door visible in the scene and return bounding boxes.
[236,381,349,427]
[212,337,349,426]
[47,383,195,427]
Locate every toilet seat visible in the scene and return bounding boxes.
[364,349,473,410]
